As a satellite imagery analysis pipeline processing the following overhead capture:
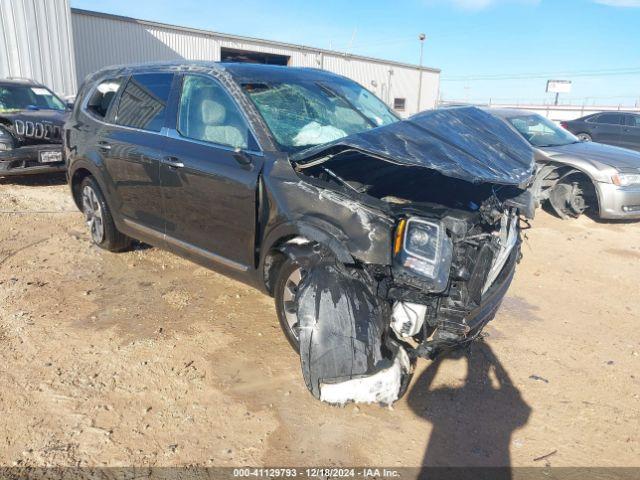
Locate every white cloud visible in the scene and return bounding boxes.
[593,0,640,6]
[425,0,540,10]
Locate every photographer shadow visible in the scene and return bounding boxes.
[407,340,531,479]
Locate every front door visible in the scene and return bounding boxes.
[590,112,624,146]
[160,73,264,271]
[621,114,640,151]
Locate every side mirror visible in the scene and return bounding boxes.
[233,147,252,166]
[65,100,74,110]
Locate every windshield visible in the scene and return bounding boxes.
[507,113,579,147]
[242,79,398,152]
[0,84,66,112]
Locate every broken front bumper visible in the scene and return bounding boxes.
[412,244,519,360]
[0,144,66,177]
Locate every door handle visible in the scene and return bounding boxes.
[164,156,184,169]
[97,141,111,151]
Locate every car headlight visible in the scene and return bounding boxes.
[393,217,453,293]
[0,126,14,150]
[612,173,640,187]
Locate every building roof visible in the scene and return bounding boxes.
[71,8,441,74]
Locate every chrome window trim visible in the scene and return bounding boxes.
[123,218,249,272]
[165,128,263,157]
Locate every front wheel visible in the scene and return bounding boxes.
[80,176,132,252]
[274,257,306,352]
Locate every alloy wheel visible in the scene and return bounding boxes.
[82,185,105,244]
[282,267,304,341]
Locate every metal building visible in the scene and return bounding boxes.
[70,9,441,116]
[0,0,77,97]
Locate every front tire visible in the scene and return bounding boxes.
[80,176,132,252]
[274,257,306,352]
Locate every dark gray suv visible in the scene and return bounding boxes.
[65,62,535,405]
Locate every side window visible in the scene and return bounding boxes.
[626,114,640,128]
[178,75,252,150]
[85,78,122,119]
[115,73,173,132]
[594,113,623,125]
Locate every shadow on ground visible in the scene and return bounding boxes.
[407,341,531,479]
[0,172,67,186]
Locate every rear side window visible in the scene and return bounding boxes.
[86,78,122,119]
[593,113,623,125]
[115,73,173,132]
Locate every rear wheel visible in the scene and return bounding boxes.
[80,176,132,252]
[576,132,592,142]
[274,257,306,352]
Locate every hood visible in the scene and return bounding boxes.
[540,141,640,172]
[292,107,535,187]
[0,109,69,145]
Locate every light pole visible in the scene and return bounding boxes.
[416,33,426,113]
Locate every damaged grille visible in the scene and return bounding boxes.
[13,120,62,142]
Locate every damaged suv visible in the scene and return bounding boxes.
[0,78,69,177]
[66,63,535,405]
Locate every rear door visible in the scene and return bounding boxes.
[103,73,175,234]
[589,113,624,146]
[621,114,640,151]
[160,73,264,271]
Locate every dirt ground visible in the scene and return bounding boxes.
[0,173,638,469]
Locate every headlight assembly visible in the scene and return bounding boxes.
[393,217,453,293]
[612,173,640,187]
[0,126,14,151]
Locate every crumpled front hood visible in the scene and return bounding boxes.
[292,106,535,187]
[0,109,69,145]
[541,141,640,172]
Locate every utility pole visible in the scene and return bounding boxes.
[416,33,426,113]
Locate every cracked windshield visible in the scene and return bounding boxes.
[242,79,398,151]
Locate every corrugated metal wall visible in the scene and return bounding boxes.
[0,0,77,97]
[71,9,440,116]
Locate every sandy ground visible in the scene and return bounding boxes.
[0,173,638,468]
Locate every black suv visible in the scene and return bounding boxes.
[561,111,640,151]
[0,78,70,176]
[65,62,535,405]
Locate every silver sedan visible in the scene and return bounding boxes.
[489,108,640,220]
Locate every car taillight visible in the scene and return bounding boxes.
[560,121,569,130]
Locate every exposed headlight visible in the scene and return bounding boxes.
[393,217,453,292]
[612,173,640,187]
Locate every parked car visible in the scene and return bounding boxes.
[560,111,640,152]
[489,109,640,220]
[66,62,535,404]
[0,78,70,177]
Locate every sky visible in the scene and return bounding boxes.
[70,0,640,106]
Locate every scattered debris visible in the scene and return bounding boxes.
[529,374,549,383]
[533,450,558,462]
